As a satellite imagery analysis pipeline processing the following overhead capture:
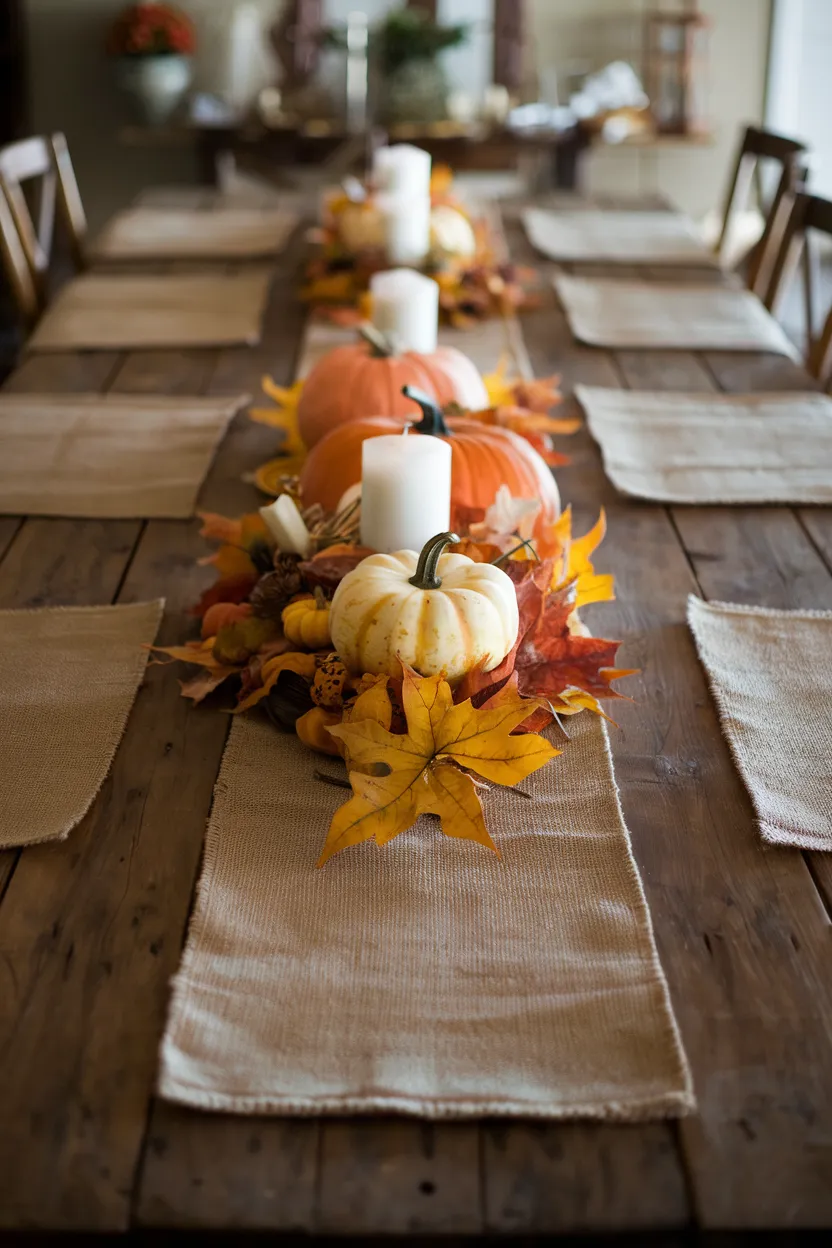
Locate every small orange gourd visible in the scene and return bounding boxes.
[296,326,488,449]
[201,601,252,640]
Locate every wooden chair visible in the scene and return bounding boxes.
[715,125,809,306]
[0,176,40,330]
[0,132,87,311]
[766,189,832,388]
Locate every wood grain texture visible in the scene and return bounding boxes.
[604,270,832,1229]
[317,1123,482,1235]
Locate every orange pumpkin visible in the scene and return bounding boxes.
[299,387,560,534]
[201,601,252,640]
[297,326,488,449]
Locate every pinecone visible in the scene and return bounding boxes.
[250,554,303,619]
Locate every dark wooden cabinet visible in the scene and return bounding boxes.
[0,1,27,374]
[1,0,27,145]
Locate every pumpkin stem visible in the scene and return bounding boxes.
[313,585,328,610]
[409,531,460,590]
[402,385,452,437]
[360,323,399,358]
[492,538,540,565]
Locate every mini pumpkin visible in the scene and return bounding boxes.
[201,601,251,640]
[330,531,519,683]
[430,204,477,258]
[282,589,332,650]
[300,387,561,536]
[335,200,385,253]
[296,325,488,449]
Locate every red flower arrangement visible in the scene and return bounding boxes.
[106,3,195,57]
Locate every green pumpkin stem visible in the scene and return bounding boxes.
[409,531,460,590]
[402,385,452,437]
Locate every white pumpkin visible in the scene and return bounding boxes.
[430,205,477,258]
[330,532,519,684]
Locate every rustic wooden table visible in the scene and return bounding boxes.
[1,204,831,1239]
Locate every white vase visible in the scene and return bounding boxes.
[116,55,193,126]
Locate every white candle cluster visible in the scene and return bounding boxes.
[370,269,439,355]
[373,144,433,267]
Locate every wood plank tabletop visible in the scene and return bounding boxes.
[1,201,831,1238]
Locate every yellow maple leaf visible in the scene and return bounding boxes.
[482,357,516,409]
[318,664,559,866]
[250,375,306,459]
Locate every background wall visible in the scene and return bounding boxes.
[25,0,773,228]
[527,0,773,217]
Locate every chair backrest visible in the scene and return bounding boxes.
[0,132,87,305]
[766,189,832,389]
[715,124,809,305]
[0,176,40,328]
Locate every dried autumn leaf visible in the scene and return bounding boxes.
[299,545,376,592]
[179,669,236,704]
[468,484,540,548]
[235,651,317,712]
[318,663,558,866]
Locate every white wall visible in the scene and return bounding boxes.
[527,0,773,218]
[767,0,832,196]
[24,0,773,225]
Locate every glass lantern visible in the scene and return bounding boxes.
[644,9,709,136]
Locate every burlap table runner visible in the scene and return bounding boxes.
[689,597,832,851]
[298,312,531,378]
[27,269,273,352]
[554,274,799,357]
[577,386,832,504]
[158,712,693,1119]
[525,207,718,266]
[92,206,298,262]
[0,393,247,518]
[0,600,163,848]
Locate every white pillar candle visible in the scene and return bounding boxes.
[259,495,312,558]
[370,268,439,354]
[360,431,452,554]
[373,144,432,198]
[380,192,431,266]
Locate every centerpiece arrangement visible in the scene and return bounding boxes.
[155,147,630,865]
[304,149,537,325]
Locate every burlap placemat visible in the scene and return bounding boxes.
[554,274,799,357]
[0,393,247,518]
[688,597,832,851]
[0,600,164,849]
[525,207,718,266]
[158,712,693,1119]
[27,269,273,352]
[577,386,832,504]
[92,206,298,262]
